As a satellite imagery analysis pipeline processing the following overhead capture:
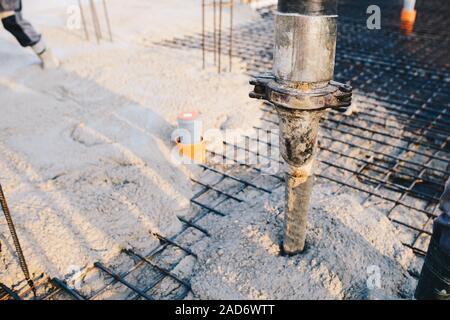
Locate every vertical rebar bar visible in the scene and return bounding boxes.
[0,183,36,296]
[89,0,102,43]
[213,0,217,65]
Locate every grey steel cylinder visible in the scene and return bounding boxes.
[277,107,323,168]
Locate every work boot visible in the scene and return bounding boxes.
[31,39,60,69]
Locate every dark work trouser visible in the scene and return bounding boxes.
[1,10,41,47]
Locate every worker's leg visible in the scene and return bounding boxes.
[1,11,59,68]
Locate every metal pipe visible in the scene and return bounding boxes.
[274,2,337,83]
[277,0,337,15]
[249,0,351,255]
